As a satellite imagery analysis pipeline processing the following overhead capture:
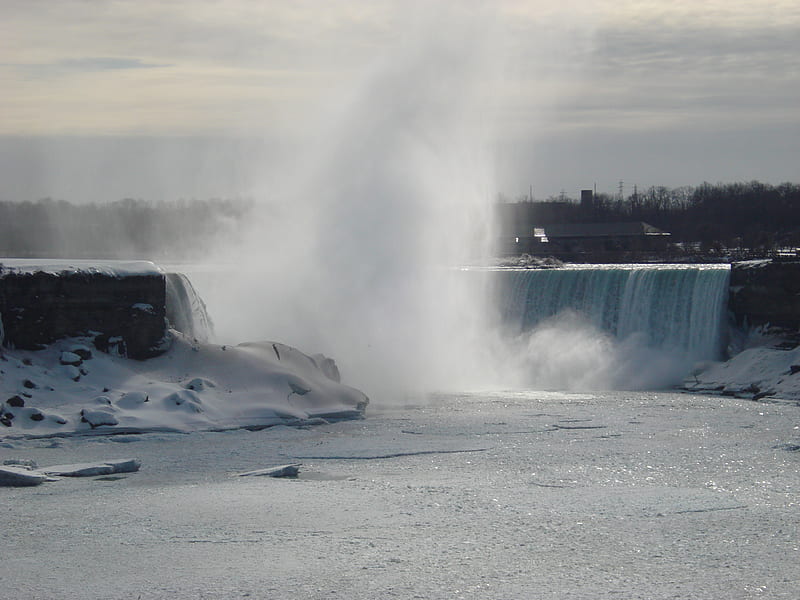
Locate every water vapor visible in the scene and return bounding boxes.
[499,311,703,392]
[206,7,502,402]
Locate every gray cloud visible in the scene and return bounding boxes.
[1,1,800,200]
[56,57,170,71]
[592,23,800,75]
[3,57,171,80]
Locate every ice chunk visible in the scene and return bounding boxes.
[0,465,47,486]
[3,458,38,468]
[42,458,140,477]
[237,464,300,478]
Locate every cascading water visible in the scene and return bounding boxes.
[498,264,730,360]
[492,265,731,390]
[165,272,215,343]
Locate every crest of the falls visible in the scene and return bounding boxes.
[497,265,730,364]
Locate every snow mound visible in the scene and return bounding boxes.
[0,332,368,439]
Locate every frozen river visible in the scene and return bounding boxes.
[3,390,799,599]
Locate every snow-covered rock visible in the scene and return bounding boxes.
[183,377,215,392]
[0,332,368,440]
[684,345,800,401]
[80,408,119,429]
[60,351,83,366]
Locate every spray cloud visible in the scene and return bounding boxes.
[205,7,503,402]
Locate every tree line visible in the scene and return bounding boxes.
[497,181,800,251]
[0,197,253,260]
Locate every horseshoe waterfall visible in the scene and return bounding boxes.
[495,264,731,365]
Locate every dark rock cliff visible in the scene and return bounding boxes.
[729,260,800,334]
[0,265,167,359]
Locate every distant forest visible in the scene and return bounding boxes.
[2,180,798,260]
[497,181,800,251]
[0,198,253,260]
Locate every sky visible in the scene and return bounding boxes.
[1,0,799,203]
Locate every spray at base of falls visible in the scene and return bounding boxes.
[492,265,731,391]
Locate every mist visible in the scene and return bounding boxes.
[497,311,703,392]
[184,7,698,400]
[1,3,735,401]
[197,9,503,402]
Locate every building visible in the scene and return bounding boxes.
[499,221,671,257]
[542,222,671,253]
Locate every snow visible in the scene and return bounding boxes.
[60,351,83,366]
[0,331,368,440]
[2,390,799,597]
[0,258,163,277]
[684,344,800,401]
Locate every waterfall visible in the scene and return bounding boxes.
[165,272,214,343]
[496,265,730,363]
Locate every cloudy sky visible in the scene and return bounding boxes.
[1,0,798,203]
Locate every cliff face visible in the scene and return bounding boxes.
[0,261,167,359]
[729,260,800,332]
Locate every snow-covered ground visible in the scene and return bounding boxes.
[684,335,800,402]
[0,332,367,444]
[0,258,163,277]
[2,390,798,599]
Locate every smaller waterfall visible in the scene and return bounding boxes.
[497,265,730,363]
[165,272,214,342]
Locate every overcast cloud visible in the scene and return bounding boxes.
[1,0,798,202]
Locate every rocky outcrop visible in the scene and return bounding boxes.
[0,261,167,359]
[729,260,800,334]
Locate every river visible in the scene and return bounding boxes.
[3,389,798,599]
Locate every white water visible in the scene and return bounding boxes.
[490,265,731,390]
[165,272,214,342]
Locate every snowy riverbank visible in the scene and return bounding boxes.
[0,331,368,442]
[684,343,800,403]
